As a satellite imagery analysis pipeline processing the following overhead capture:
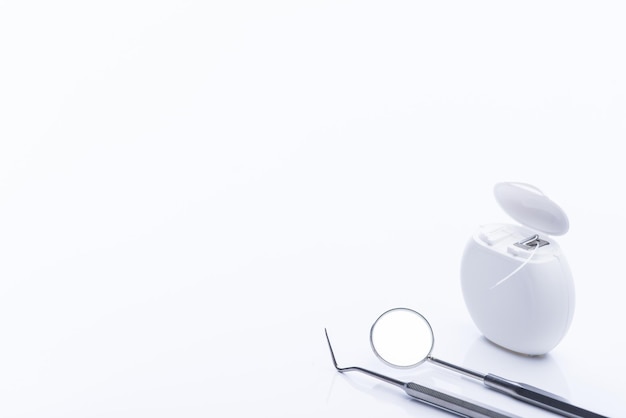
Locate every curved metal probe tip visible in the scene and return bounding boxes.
[324,328,403,388]
[324,328,341,370]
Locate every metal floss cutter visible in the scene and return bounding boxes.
[460,182,574,355]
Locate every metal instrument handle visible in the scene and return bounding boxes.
[404,382,518,418]
[484,374,608,418]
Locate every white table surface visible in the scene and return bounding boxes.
[1,1,625,416]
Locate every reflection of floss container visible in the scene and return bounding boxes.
[460,182,574,356]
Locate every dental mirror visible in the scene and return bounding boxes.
[370,307,434,368]
[369,307,607,418]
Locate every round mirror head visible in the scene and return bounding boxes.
[370,307,435,368]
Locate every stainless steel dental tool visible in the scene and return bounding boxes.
[370,308,608,418]
[324,329,519,418]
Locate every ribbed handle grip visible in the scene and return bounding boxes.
[404,382,517,418]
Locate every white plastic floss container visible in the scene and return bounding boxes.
[460,182,574,356]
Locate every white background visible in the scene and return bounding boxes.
[1,1,625,416]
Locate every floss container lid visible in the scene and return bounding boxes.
[493,182,569,236]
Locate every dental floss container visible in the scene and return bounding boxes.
[460,182,574,356]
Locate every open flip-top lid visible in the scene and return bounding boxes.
[494,182,569,236]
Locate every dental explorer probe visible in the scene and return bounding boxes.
[324,329,519,418]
